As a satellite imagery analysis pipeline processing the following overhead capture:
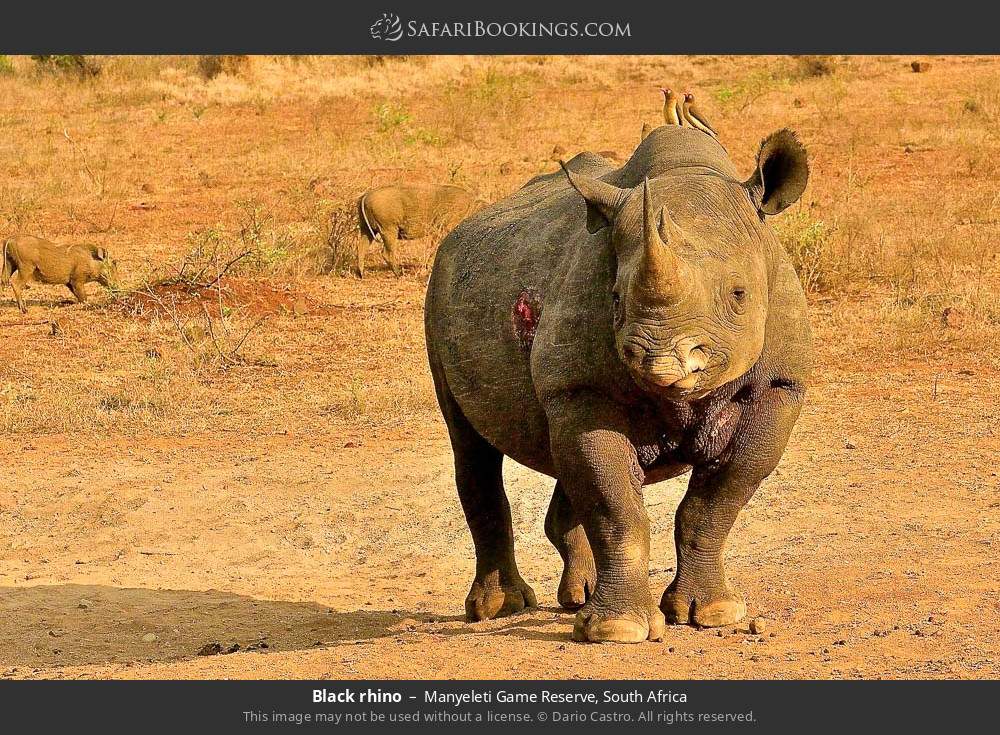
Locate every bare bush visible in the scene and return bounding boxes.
[791,55,835,79]
[31,55,101,78]
[323,203,361,275]
[198,55,250,80]
[774,211,835,294]
[113,236,271,373]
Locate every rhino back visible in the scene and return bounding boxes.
[520,151,617,189]
[611,126,739,186]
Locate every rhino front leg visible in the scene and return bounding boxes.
[437,383,536,621]
[548,393,664,643]
[544,480,596,610]
[661,384,803,627]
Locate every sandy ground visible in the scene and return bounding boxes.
[2,285,997,680]
[1,55,998,680]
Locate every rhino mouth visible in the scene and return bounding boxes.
[640,370,700,391]
[636,376,711,402]
[628,359,708,398]
[622,341,715,397]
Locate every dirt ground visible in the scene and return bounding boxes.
[0,55,998,679]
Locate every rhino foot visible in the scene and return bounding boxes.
[660,586,746,628]
[572,600,665,644]
[465,576,537,622]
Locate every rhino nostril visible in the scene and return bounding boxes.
[685,346,710,372]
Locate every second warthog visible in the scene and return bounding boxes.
[2,236,118,313]
[425,124,810,643]
[356,183,482,277]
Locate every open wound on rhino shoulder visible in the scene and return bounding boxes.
[512,288,543,350]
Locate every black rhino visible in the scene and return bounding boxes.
[425,120,810,643]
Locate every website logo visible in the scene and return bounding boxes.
[370,13,404,42]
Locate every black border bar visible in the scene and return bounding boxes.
[1,0,998,54]
[3,680,999,733]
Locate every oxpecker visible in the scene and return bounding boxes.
[682,92,718,137]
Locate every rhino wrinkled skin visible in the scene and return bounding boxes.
[425,125,811,643]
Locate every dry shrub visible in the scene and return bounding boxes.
[117,283,272,375]
[790,55,835,79]
[198,55,250,80]
[111,216,293,373]
[31,54,101,78]
[255,198,358,278]
[116,207,295,302]
[436,67,536,143]
[774,210,836,294]
[323,202,361,275]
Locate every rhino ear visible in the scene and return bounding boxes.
[561,162,628,234]
[745,129,808,216]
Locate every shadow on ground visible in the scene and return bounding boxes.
[0,584,570,670]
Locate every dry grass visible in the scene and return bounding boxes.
[1,55,998,437]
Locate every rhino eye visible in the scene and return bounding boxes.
[730,286,748,311]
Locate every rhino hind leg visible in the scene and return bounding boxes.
[544,481,596,610]
[435,379,536,622]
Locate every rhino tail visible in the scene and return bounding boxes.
[357,193,380,242]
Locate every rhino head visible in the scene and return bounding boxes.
[563,129,808,398]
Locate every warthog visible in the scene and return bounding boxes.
[425,121,810,643]
[2,236,118,313]
[356,184,482,278]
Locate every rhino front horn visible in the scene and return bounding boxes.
[640,178,683,284]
